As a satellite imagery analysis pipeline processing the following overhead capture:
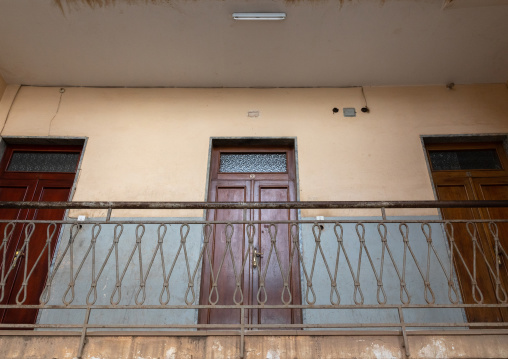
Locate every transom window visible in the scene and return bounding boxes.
[7,151,80,173]
[219,153,287,173]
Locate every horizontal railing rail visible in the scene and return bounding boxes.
[0,200,508,209]
[0,200,507,358]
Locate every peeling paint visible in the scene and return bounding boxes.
[359,341,401,359]
[53,0,175,14]
[417,338,448,358]
[211,340,226,359]
[266,349,281,359]
[370,343,398,359]
[2,335,508,359]
[165,347,176,359]
[212,340,224,352]
[53,0,387,14]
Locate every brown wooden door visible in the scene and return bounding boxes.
[252,180,299,325]
[200,179,252,325]
[0,145,81,325]
[199,145,302,328]
[473,177,508,305]
[427,142,508,323]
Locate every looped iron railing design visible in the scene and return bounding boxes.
[0,200,507,340]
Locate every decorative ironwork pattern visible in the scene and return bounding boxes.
[0,201,508,359]
[219,153,287,173]
[7,151,80,173]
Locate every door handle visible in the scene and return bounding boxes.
[252,248,263,268]
[11,250,25,269]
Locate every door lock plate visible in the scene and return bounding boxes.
[12,250,24,268]
[253,248,263,268]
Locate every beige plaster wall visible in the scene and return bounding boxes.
[0,85,507,217]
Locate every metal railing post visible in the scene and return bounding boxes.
[398,306,410,358]
[76,307,91,359]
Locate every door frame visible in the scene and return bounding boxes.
[0,136,88,205]
[0,136,87,324]
[420,134,508,206]
[199,137,302,326]
[421,134,508,323]
[205,137,300,203]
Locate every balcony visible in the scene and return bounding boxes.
[0,201,507,359]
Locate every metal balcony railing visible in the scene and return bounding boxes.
[0,200,508,358]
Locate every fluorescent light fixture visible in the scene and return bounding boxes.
[232,12,286,20]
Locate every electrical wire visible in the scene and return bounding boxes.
[361,86,368,108]
[48,88,65,136]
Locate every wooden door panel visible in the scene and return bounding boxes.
[0,180,37,322]
[2,180,73,324]
[0,180,37,260]
[436,179,504,322]
[0,144,82,326]
[199,180,251,325]
[473,177,508,320]
[200,144,302,328]
[2,181,73,323]
[253,181,301,325]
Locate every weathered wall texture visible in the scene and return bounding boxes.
[0,85,507,217]
[1,334,508,359]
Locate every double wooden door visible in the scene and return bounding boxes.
[0,145,81,325]
[427,142,508,323]
[199,145,302,327]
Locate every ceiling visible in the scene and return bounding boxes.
[0,0,507,88]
